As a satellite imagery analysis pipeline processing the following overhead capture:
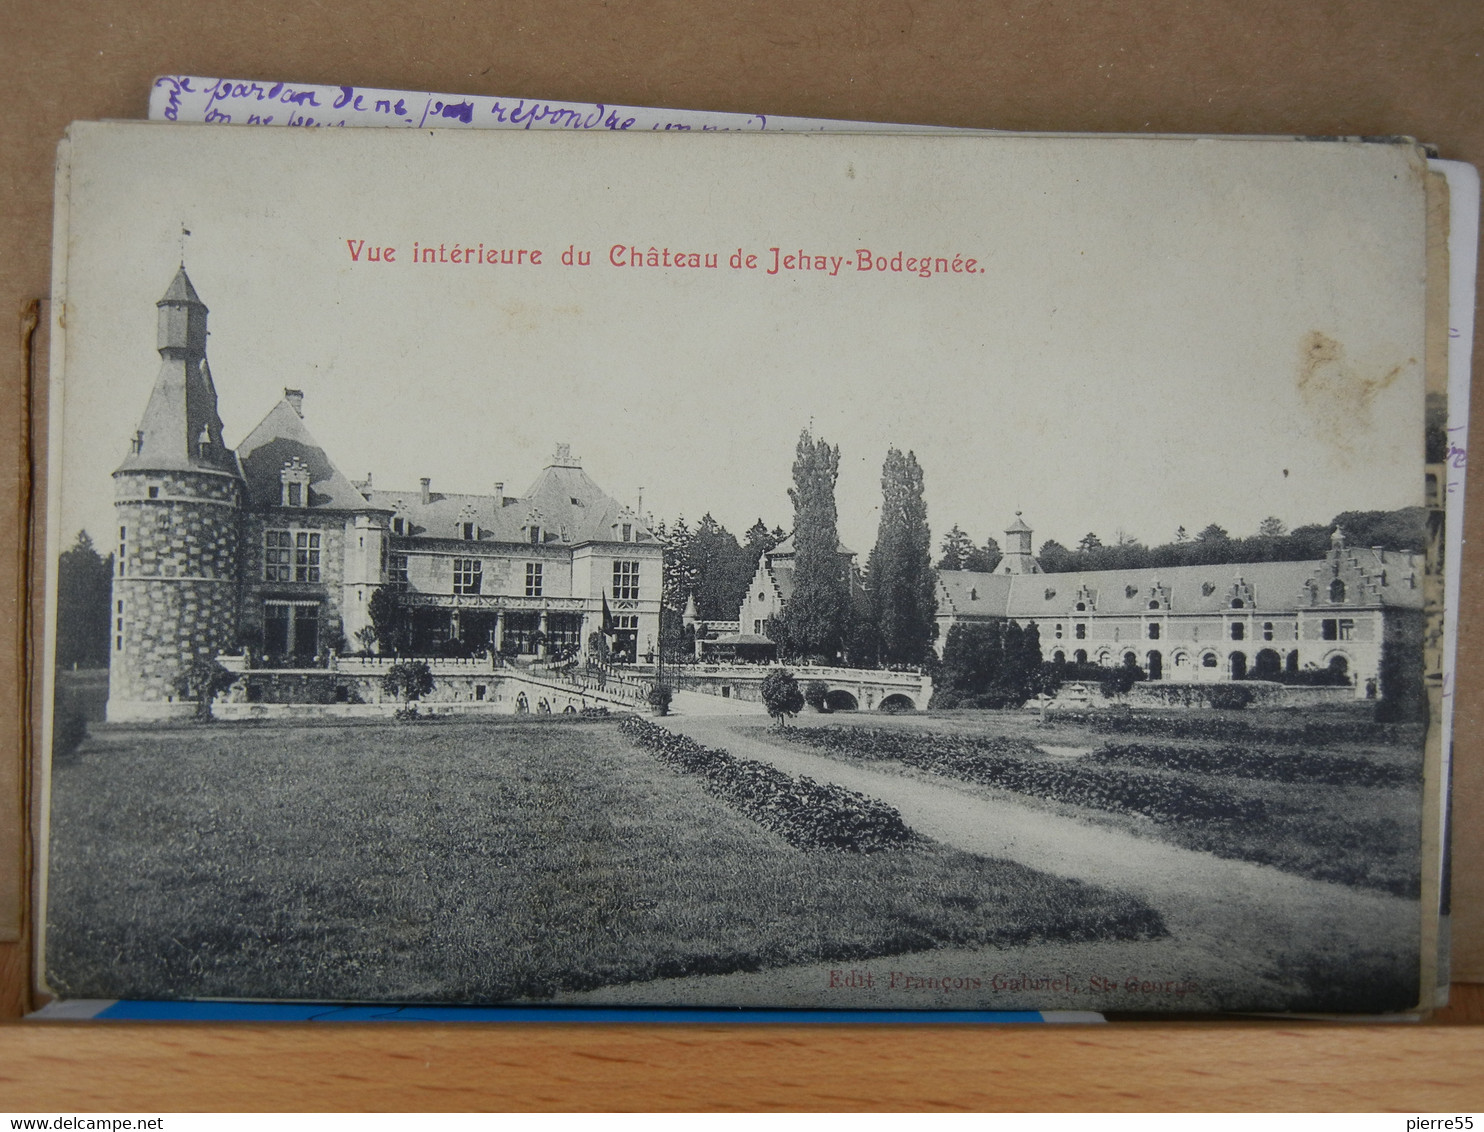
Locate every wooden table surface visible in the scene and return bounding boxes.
[0,986,1479,1112]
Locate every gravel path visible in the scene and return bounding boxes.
[554,713,1423,1013]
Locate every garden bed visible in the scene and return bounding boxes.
[777,723,1422,896]
[618,716,915,852]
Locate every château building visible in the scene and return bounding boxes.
[933,516,1424,696]
[107,269,662,721]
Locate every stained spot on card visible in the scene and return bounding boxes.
[846,163,855,180]
[1297,331,1413,462]
[502,302,582,333]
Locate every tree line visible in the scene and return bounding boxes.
[1033,510,1424,574]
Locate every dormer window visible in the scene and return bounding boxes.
[280,456,311,509]
[1230,598,1245,609]
[392,517,406,536]
[460,522,475,540]
[1329,579,1347,603]
[1075,602,1086,612]
[622,523,632,543]
[1148,600,1160,610]
[529,526,542,545]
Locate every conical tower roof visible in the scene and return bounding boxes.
[159,266,204,306]
[115,268,236,477]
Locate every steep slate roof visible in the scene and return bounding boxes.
[766,561,797,603]
[366,454,653,546]
[938,549,1423,617]
[768,532,856,558]
[237,396,378,512]
[935,570,1013,618]
[115,268,236,477]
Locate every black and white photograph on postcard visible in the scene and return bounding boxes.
[41,122,1443,1014]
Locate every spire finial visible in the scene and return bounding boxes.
[179,225,191,266]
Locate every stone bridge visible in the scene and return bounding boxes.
[669,663,932,712]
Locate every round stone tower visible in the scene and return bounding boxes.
[107,268,244,720]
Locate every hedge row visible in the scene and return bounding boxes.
[617,716,916,852]
[1085,742,1416,789]
[1045,708,1408,748]
[783,727,1263,824]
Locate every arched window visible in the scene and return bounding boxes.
[1263,621,1274,640]
[1075,623,1086,639]
[1075,601,1086,612]
[1053,650,1065,664]
[1201,652,1218,668]
[1054,623,1064,639]
[1074,649,1088,664]
[1230,598,1245,609]
[1147,623,1160,639]
[1329,579,1346,603]
[1148,600,1160,610]
[1230,622,1245,640]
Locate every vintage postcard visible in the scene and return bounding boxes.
[42,121,1444,1013]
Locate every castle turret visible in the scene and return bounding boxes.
[999,512,1042,575]
[108,268,244,720]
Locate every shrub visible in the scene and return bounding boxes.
[761,669,805,726]
[1206,684,1255,710]
[804,680,830,712]
[173,658,236,720]
[52,707,88,758]
[383,660,434,704]
[352,625,378,657]
[367,586,406,655]
[1099,659,1146,699]
[646,683,674,716]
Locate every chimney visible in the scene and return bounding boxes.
[420,477,432,505]
[283,388,304,417]
[493,482,504,504]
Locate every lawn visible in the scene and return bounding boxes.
[45,715,1165,1003]
[776,707,1425,896]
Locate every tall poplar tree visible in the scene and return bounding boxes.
[782,429,851,660]
[866,448,937,665]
